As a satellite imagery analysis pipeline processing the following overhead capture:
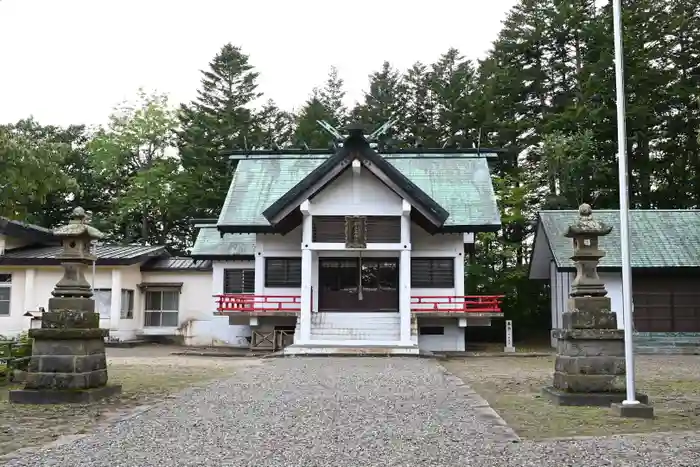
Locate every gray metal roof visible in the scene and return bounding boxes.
[191,226,255,258]
[0,217,57,244]
[141,257,213,271]
[537,210,700,269]
[0,244,166,265]
[0,217,54,235]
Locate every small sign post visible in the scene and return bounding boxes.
[504,319,515,353]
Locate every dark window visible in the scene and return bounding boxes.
[634,291,700,332]
[420,326,444,335]
[313,216,401,243]
[312,216,346,242]
[0,273,11,316]
[366,216,401,243]
[265,258,302,287]
[411,258,454,288]
[224,269,255,294]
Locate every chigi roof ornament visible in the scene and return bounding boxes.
[316,119,398,149]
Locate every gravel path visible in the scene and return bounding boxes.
[2,357,700,467]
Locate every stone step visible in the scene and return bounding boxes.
[280,343,421,356]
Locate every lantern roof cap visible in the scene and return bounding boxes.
[52,207,104,240]
[564,204,613,238]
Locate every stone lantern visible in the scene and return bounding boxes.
[542,204,648,408]
[10,207,122,404]
[51,207,103,303]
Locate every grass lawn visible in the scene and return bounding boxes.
[0,357,258,457]
[443,355,700,440]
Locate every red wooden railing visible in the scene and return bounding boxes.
[410,295,504,313]
[215,294,301,313]
[215,294,503,314]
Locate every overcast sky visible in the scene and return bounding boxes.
[0,0,517,126]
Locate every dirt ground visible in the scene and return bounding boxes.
[443,355,700,440]
[0,346,261,457]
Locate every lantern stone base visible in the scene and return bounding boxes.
[541,386,649,407]
[9,385,122,405]
[10,324,120,405]
[544,328,649,406]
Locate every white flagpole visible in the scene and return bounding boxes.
[612,0,638,405]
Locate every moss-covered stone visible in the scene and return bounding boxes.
[29,328,108,340]
[40,309,99,329]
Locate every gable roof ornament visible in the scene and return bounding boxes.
[260,122,450,233]
[316,120,398,149]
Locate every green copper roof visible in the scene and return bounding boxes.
[387,156,500,227]
[190,225,255,258]
[217,154,500,228]
[218,157,326,227]
[538,210,700,269]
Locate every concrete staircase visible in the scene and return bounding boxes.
[310,312,400,341]
[285,312,419,355]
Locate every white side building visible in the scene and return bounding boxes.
[529,209,700,353]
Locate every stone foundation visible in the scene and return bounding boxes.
[542,387,649,406]
[9,385,122,404]
[10,313,121,404]
[548,328,630,405]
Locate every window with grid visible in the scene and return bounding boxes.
[223,269,255,294]
[411,258,455,288]
[265,258,302,287]
[92,289,134,319]
[144,290,180,327]
[0,274,11,316]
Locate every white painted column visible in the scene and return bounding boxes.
[110,269,122,331]
[23,268,36,313]
[212,262,224,296]
[254,253,265,295]
[400,200,412,344]
[455,253,465,297]
[310,251,318,313]
[300,200,313,342]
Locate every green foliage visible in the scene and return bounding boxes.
[87,89,185,250]
[0,119,76,220]
[0,334,32,381]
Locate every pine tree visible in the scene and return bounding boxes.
[318,66,347,127]
[177,44,263,221]
[351,61,407,144]
[401,62,440,147]
[255,99,295,149]
[293,89,337,149]
[293,67,349,149]
[429,48,479,147]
